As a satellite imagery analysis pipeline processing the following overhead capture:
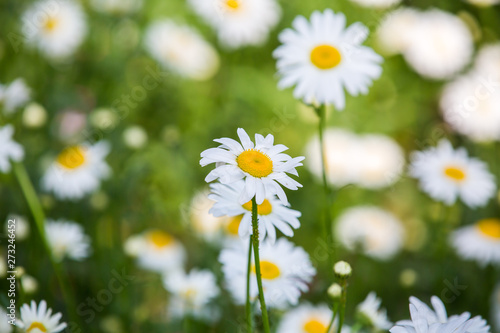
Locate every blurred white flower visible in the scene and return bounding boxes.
[22,0,87,59]
[18,300,67,333]
[23,103,47,128]
[90,108,118,130]
[336,206,405,260]
[123,125,148,149]
[45,219,91,261]
[410,140,496,208]
[474,44,500,79]
[357,292,392,330]
[466,0,500,6]
[21,274,39,294]
[377,8,420,55]
[5,214,30,241]
[451,218,500,267]
[144,20,219,81]
[90,0,142,14]
[189,189,228,242]
[277,303,351,333]
[188,0,281,49]
[42,141,111,200]
[0,125,24,173]
[0,78,30,114]
[219,238,316,309]
[274,10,383,109]
[0,307,12,333]
[349,0,401,8]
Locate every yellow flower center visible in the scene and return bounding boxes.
[252,260,280,280]
[225,0,240,10]
[44,17,59,32]
[242,199,273,215]
[57,146,86,169]
[183,288,197,300]
[444,166,466,182]
[226,215,243,235]
[27,322,48,333]
[148,230,173,248]
[310,45,342,70]
[303,319,327,333]
[236,149,273,178]
[477,218,500,239]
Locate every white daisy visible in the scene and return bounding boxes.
[144,20,219,81]
[200,128,304,205]
[349,0,401,8]
[377,8,420,55]
[450,218,500,266]
[0,307,12,333]
[0,125,24,173]
[209,180,301,243]
[474,44,500,79]
[124,229,186,274]
[409,140,496,208]
[5,214,30,241]
[466,0,500,6]
[357,292,392,330]
[45,219,91,261]
[187,0,281,49]
[336,206,405,260]
[163,269,220,321]
[0,78,30,114]
[18,300,67,333]
[273,9,383,109]
[42,141,111,200]
[22,0,87,59]
[219,238,316,309]
[90,0,143,14]
[277,303,351,333]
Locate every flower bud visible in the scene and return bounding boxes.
[328,283,342,299]
[333,260,352,278]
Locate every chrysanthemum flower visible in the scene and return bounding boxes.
[219,238,315,309]
[209,180,301,243]
[273,9,383,109]
[18,300,67,333]
[42,141,111,200]
[349,0,401,8]
[451,218,500,266]
[187,0,281,49]
[0,78,30,114]
[357,292,392,330]
[409,140,496,208]
[277,303,350,333]
[45,219,91,261]
[200,128,304,205]
[0,125,24,173]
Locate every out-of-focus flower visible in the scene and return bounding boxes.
[356,292,392,330]
[163,269,220,322]
[0,125,24,173]
[277,303,350,333]
[21,274,39,294]
[219,238,315,309]
[57,110,87,141]
[22,0,87,59]
[5,214,30,241]
[466,0,500,6]
[328,283,342,299]
[188,0,281,49]
[410,140,496,208]
[474,44,500,79]
[0,307,12,333]
[90,0,142,14]
[124,229,186,274]
[90,108,118,130]
[377,8,420,55]
[274,10,383,109]
[45,219,91,261]
[23,103,47,128]
[450,218,500,267]
[200,128,304,205]
[123,125,148,149]
[0,78,30,114]
[42,141,111,200]
[189,190,229,243]
[144,20,219,81]
[18,300,67,333]
[336,206,405,260]
[349,0,401,8]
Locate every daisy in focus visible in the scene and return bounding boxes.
[187,0,281,49]
[200,128,304,205]
[209,180,301,243]
[45,219,91,261]
[273,9,383,109]
[124,229,186,274]
[22,0,87,59]
[42,141,111,200]
[348,0,401,8]
[0,125,24,173]
[0,78,30,114]
[144,20,220,81]
[277,303,350,333]
[409,140,496,208]
[18,300,67,333]
[356,292,392,330]
[219,238,315,309]
[450,218,500,266]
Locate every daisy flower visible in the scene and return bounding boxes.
[200,128,304,205]
[90,0,143,14]
[336,206,405,260]
[42,141,111,200]
[409,140,496,208]
[124,229,186,274]
[0,125,24,173]
[0,308,12,333]
[187,0,281,49]
[273,9,383,109]
[45,219,91,261]
[219,238,316,309]
[22,0,87,59]
[349,0,401,8]
[356,292,392,330]
[163,269,220,321]
[144,20,219,81]
[0,78,30,114]
[277,303,351,333]
[209,180,301,243]
[450,218,500,266]
[18,300,67,333]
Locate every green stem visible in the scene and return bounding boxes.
[337,281,348,333]
[251,197,271,333]
[246,237,254,333]
[326,302,338,333]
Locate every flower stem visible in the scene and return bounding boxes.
[251,197,271,333]
[246,237,254,333]
[337,281,348,333]
[326,302,338,333]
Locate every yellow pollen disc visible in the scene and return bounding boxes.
[225,0,240,10]
[242,199,273,215]
[44,17,59,32]
[27,322,48,333]
[251,260,280,280]
[444,166,466,182]
[303,319,327,333]
[148,230,174,248]
[183,288,197,299]
[477,218,500,239]
[57,146,86,169]
[236,149,273,178]
[310,45,342,70]
[226,215,243,235]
